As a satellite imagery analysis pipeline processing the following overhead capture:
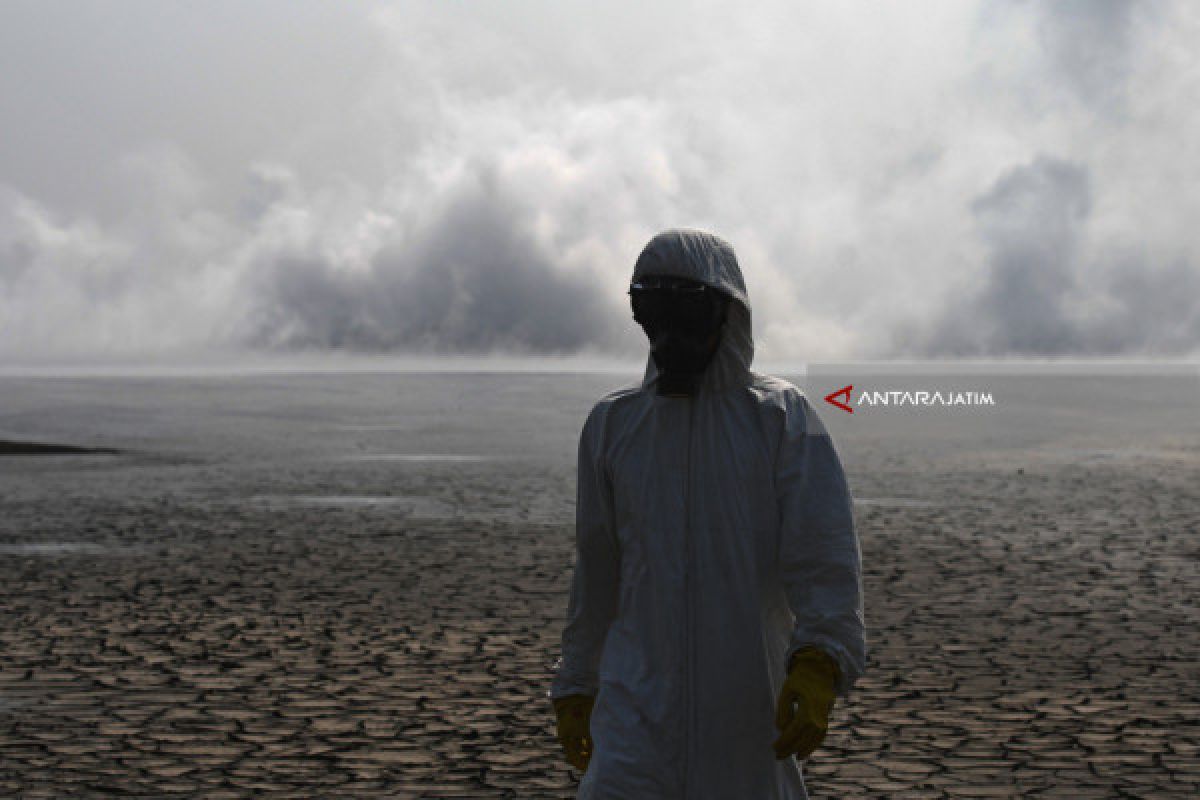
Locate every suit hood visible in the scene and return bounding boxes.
[632,229,755,394]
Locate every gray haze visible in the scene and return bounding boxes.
[1,0,1197,365]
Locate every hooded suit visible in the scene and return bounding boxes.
[551,229,867,799]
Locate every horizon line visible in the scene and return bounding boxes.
[0,352,1196,378]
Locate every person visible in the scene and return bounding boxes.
[549,228,866,799]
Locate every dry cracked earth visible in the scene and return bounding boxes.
[0,431,1198,798]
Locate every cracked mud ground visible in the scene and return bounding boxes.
[0,373,1197,798]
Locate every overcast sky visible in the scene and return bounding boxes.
[1,0,1197,366]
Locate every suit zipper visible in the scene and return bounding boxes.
[682,396,695,798]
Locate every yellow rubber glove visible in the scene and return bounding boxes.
[553,694,595,772]
[773,646,840,761]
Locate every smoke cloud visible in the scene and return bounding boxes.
[1,0,1197,365]
[238,163,619,354]
[899,156,1200,357]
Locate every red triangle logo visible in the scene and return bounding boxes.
[824,384,854,414]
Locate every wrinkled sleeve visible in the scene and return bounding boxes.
[776,390,867,699]
[549,404,621,700]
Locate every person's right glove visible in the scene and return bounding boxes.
[772,646,840,761]
[552,694,595,772]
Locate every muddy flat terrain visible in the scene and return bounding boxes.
[0,370,1197,798]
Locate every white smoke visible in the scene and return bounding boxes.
[0,0,1197,366]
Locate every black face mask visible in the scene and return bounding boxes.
[629,277,731,396]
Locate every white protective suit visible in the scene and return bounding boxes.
[550,229,866,800]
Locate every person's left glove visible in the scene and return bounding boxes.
[772,646,840,761]
[552,694,595,772]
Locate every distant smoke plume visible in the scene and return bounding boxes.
[238,164,617,354]
[899,156,1199,357]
